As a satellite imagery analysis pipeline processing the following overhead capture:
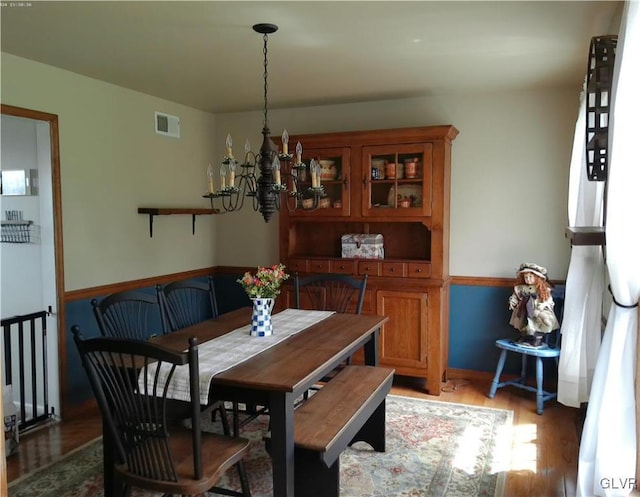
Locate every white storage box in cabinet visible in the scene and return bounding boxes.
[341,234,384,259]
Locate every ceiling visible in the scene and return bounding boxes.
[1,1,621,114]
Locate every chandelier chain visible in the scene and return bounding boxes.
[263,33,269,129]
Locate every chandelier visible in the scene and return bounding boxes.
[203,23,325,222]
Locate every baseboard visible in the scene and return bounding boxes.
[448,368,506,381]
[62,398,99,421]
[449,364,559,386]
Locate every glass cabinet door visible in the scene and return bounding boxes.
[287,146,351,217]
[362,143,432,217]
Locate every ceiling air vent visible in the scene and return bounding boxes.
[154,111,180,138]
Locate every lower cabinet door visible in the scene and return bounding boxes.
[376,290,428,372]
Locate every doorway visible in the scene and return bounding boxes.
[1,104,65,421]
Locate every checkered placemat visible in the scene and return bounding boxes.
[140,308,335,404]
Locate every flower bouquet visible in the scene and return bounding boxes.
[237,263,290,299]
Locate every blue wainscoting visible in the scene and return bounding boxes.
[64,277,557,407]
[65,299,104,405]
[213,273,252,314]
[450,284,522,373]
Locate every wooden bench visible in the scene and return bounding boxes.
[293,364,395,497]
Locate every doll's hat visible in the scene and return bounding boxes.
[517,262,548,279]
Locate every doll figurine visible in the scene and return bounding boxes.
[508,262,560,344]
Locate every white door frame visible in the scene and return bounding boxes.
[1,104,66,418]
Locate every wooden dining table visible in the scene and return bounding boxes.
[103,306,388,497]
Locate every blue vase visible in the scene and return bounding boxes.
[250,298,274,337]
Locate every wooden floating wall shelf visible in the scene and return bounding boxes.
[565,226,606,246]
[137,207,218,237]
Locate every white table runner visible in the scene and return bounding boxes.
[140,308,335,404]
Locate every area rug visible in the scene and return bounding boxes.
[8,395,513,497]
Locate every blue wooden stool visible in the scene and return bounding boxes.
[488,286,564,415]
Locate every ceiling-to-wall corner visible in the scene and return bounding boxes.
[608,1,625,34]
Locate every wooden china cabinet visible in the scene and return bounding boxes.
[277,125,458,395]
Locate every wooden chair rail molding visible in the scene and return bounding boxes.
[64,266,261,302]
[66,271,561,303]
[65,268,218,302]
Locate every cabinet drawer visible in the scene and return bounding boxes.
[288,258,308,273]
[358,261,381,276]
[308,259,331,273]
[330,260,355,274]
[381,262,406,277]
[407,262,431,278]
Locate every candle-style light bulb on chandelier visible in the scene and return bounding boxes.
[203,23,326,222]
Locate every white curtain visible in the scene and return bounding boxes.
[557,91,605,409]
[578,2,640,496]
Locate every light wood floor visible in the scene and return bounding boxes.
[6,372,580,496]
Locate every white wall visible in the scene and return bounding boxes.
[1,53,219,291]
[2,52,576,284]
[215,90,576,280]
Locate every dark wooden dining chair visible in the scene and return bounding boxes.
[294,272,368,399]
[294,273,368,314]
[91,287,168,340]
[159,276,246,433]
[71,326,251,497]
[160,276,219,332]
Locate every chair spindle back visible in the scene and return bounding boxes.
[91,288,167,340]
[72,327,202,484]
[294,273,368,314]
[160,277,218,331]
